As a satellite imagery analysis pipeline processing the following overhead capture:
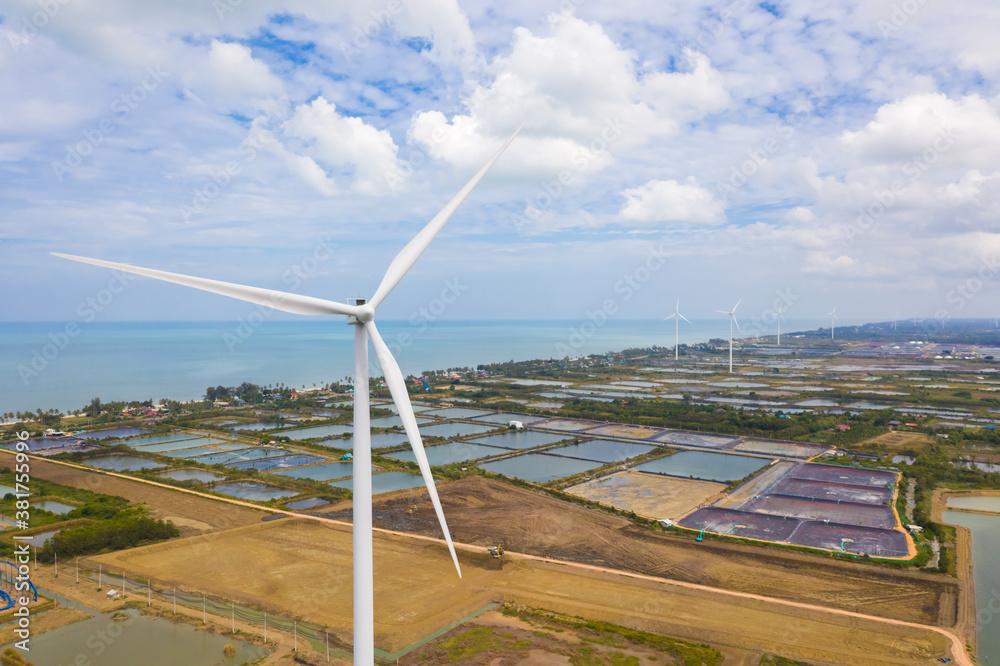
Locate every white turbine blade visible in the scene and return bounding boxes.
[732,298,742,313]
[714,310,730,315]
[733,314,742,333]
[366,321,461,578]
[368,123,525,310]
[52,253,358,317]
[679,313,691,324]
[664,313,678,321]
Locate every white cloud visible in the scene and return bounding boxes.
[273,97,404,196]
[203,41,284,99]
[618,178,725,226]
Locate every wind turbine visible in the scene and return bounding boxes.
[52,125,524,665]
[828,306,838,340]
[664,298,690,361]
[715,298,741,373]
[776,303,785,346]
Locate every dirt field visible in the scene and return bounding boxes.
[0,454,264,535]
[869,430,934,451]
[565,471,725,520]
[91,518,953,664]
[587,424,663,439]
[336,476,958,628]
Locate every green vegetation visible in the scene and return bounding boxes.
[37,512,178,562]
[759,655,810,666]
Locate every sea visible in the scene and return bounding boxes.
[0,318,830,414]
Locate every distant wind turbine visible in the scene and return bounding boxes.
[664,298,691,360]
[828,306,838,340]
[53,125,524,665]
[776,303,785,345]
[715,298,742,373]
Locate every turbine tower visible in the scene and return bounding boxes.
[828,306,838,340]
[715,298,742,373]
[776,303,785,346]
[53,125,524,665]
[664,298,690,361]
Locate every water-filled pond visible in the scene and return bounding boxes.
[369,415,433,429]
[383,441,507,466]
[127,433,199,446]
[275,462,355,481]
[634,450,771,482]
[547,440,656,463]
[946,496,1000,512]
[329,471,426,495]
[286,497,329,510]
[471,412,546,426]
[469,430,571,449]
[424,407,494,419]
[211,481,295,501]
[419,422,498,438]
[134,437,227,452]
[21,604,264,665]
[82,427,150,440]
[84,455,165,471]
[157,469,227,483]
[31,499,75,515]
[479,453,602,483]
[942,510,1000,664]
[281,423,354,439]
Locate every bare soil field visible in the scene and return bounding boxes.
[334,476,958,628]
[0,454,263,535]
[587,424,664,439]
[565,471,724,519]
[92,518,953,664]
[869,430,934,451]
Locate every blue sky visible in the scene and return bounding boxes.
[2,0,1000,326]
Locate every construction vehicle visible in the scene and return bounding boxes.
[696,528,705,542]
[487,544,504,559]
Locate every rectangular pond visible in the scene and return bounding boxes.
[84,455,166,471]
[134,437,227,453]
[471,412,547,426]
[383,441,508,466]
[157,469,227,483]
[225,454,325,472]
[127,433,200,446]
[547,440,656,463]
[275,462,355,481]
[329,471,426,495]
[327,432,409,450]
[469,430,571,450]
[211,481,295,501]
[424,407,495,419]
[479,453,603,483]
[946,495,1000,512]
[369,415,433,429]
[282,423,354,439]
[418,422,498,438]
[633,450,771,482]
[285,497,329,510]
[943,510,1000,664]
[82,427,150,440]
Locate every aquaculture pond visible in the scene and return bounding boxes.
[634,450,771,482]
[134,437,228,452]
[82,427,150,440]
[943,510,1000,664]
[383,441,507,466]
[547,440,656,463]
[282,423,354,439]
[418,422,498,438]
[479,453,603,483]
[211,481,295,501]
[424,407,494,419]
[275,462,356,481]
[946,495,1000,512]
[369,415,433,429]
[30,500,75,515]
[285,497,329,510]
[84,455,166,471]
[157,469,227,483]
[127,433,200,446]
[329,471,426,495]
[469,430,570,450]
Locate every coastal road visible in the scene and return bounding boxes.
[7,451,973,665]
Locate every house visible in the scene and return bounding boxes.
[888,420,902,427]
[508,420,524,430]
[836,424,851,431]
[106,589,119,599]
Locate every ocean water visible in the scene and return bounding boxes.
[0,318,827,414]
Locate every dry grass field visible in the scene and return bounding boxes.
[93,518,952,664]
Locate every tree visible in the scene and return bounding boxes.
[84,397,102,418]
